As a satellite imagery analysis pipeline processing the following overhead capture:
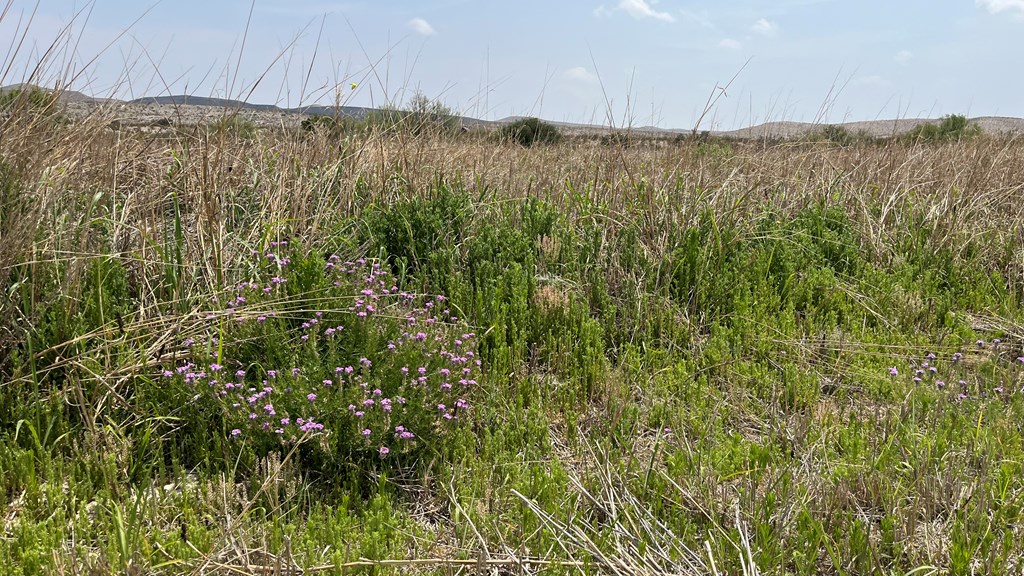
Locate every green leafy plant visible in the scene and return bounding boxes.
[497,117,562,147]
[906,114,981,142]
[820,124,854,146]
[158,246,481,474]
[0,86,57,112]
[300,114,364,136]
[210,115,258,139]
[365,91,462,136]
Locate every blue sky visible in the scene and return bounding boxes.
[3,0,1023,129]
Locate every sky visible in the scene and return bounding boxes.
[2,0,1023,130]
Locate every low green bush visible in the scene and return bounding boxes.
[156,245,482,474]
[0,86,56,111]
[363,92,463,136]
[906,114,981,142]
[497,117,562,147]
[210,115,258,139]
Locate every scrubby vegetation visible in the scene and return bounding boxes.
[497,116,562,146]
[366,92,463,137]
[906,114,982,143]
[0,86,68,126]
[300,91,462,139]
[0,86,56,111]
[210,115,259,139]
[300,113,363,136]
[3,86,1024,576]
[816,124,879,147]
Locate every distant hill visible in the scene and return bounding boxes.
[130,95,283,113]
[292,105,381,120]
[131,95,491,126]
[7,84,1024,137]
[1,83,101,103]
[716,116,1024,139]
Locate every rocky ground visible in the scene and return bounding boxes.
[64,100,303,130]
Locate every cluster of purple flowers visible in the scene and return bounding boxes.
[164,358,327,440]
[162,246,482,460]
[892,340,1024,401]
[324,256,481,440]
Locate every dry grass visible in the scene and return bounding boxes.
[6,114,1024,290]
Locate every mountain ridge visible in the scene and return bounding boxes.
[6,84,1024,137]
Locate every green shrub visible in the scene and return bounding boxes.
[300,114,376,139]
[498,117,562,147]
[906,114,981,142]
[363,186,471,289]
[405,91,462,135]
[365,91,462,136]
[157,247,482,474]
[210,115,258,139]
[694,140,734,160]
[821,124,854,146]
[672,131,735,158]
[0,86,70,127]
[675,130,714,145]
[301,115,332,133]
[0,86,57,112]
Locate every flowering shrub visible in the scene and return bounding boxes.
[891,338,1024,401]
[160,242,481,466]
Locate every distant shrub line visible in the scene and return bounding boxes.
[815,114,982,147]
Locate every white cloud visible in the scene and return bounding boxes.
[594,0,675,22]
[718,38,742,50]
[616,0,676,22]
[408,17,436,36]
[751,18,778,36]
[976,0,1024,13]
[565,66,598,83]
[894,49,914,66]
[679,9,714,28]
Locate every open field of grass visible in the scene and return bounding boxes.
[3,101,1024,576]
